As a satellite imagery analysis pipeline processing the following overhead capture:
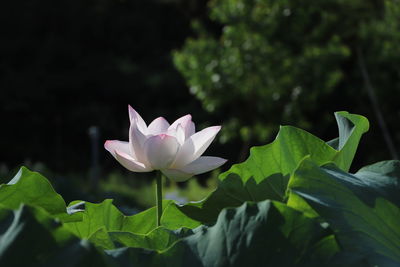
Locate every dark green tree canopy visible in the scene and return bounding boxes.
[174,0,400,164]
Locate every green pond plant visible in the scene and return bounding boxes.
[104,105,227,226]
[0,111,399,266]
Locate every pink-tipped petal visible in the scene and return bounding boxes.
[169,114,195,138]
[172,126,221,168]
[169,114,191,129]
[104,140,134,159]
[144,134,179,169]
[128,105,147,134]
[147,117,170,135]
[115,150,152,172]
[129,122,149,164]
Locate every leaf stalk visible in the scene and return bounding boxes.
[156,172,163,227]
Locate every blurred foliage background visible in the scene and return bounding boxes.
[1,0,399,209]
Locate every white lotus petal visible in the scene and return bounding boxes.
[129,122,148,164]
[144,134,179,169]
[162,156,226,182]
[169,114,191,129]
[166,124,186,144]
[104,140,134,159]
[106,107,225,179]
[114,150,152,172]
[175,124,185,145]
[128,105,147,134]
[180,156,227,174]
[147,117,170,135]
[169,114,195,138]
[185,121,195,138]
[172,126,221,168]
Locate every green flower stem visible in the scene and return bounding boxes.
[156,172,163,227]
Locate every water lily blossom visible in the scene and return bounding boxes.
[105,106,227,182]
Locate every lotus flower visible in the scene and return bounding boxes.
[105,106,227,182]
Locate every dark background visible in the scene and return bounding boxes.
[0,0,214,172]
[1,0,399,187]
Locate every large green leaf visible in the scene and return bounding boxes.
[0,167,199,252]
[354,160,400,206]
[328,112,371,170]
[178,112,369,223]
[182,200,335,267]
[221,111,368,181]
[0,205,57,265]
[0,167,66,215]
[109,227,193,251]
[0,205,109,267]
[0,167,81,222]
[64,199,199,250]
[288,158,400,265]
[43,240,111,267]
[105,200,338,267]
